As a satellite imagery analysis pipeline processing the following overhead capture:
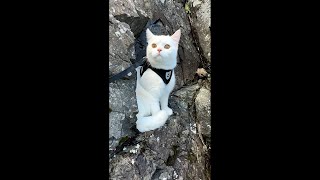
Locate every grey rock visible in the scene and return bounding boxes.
[173,65,185,91]
[109,0,139,17]
[133,0,153,18]
[135,151,158,180]
[109,80,138,115]
[172,84,200,104]
[189,0,211,62]
[109,84,210,179]
[109,15,135,76]
[109,79,138,153]
[109,112,126,139]
[195,87,211,137]
[109,154,141,180]
[110,0,150,36]
[153,166,174,180]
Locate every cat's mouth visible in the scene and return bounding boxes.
[153,52,163,59]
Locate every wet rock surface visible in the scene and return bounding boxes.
[108,0,212,179]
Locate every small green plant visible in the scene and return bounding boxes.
[118,136,129,145]
[185,1,191,14]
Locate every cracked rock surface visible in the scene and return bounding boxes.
[108,0,212,179]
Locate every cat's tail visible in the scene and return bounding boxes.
[136,110,169,132]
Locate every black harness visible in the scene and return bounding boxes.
[140,61,173,85]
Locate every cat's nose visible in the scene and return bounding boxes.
[157,48,162,52]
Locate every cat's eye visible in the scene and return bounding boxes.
[151,43,157,48]
[164,44,170,49]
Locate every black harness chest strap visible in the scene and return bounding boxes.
[140,61,173,85]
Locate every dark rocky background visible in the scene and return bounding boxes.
[109,0,211,179]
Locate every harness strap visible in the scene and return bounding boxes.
[140,61,173,85]
[109,57,147,83]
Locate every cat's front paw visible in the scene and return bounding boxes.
[163,107,173,115]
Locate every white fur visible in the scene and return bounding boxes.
[135,29,181,132]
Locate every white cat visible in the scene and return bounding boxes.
[135,28,181,132]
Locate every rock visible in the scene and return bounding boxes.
[195,87,211,137]
[154,166,175,180]
[109,1,141,153]
[109,153,141,180]
[109,14,135,76]
[189,0,211,63]
[172,84,200,104]
[173,65,184,91]
[109,0,140,17]
[109,80,137,114]
[109,112,126,139]
[196,68,208,78]
[109,84,210,179]
[110,0,151,36]
[109,80,138,153]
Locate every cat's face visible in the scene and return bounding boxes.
[146,29,181,69]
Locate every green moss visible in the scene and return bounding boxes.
[118,136,129,145]
[185,2,191,14]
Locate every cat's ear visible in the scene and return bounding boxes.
[171,29,181,44]
[146,28,154,41]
